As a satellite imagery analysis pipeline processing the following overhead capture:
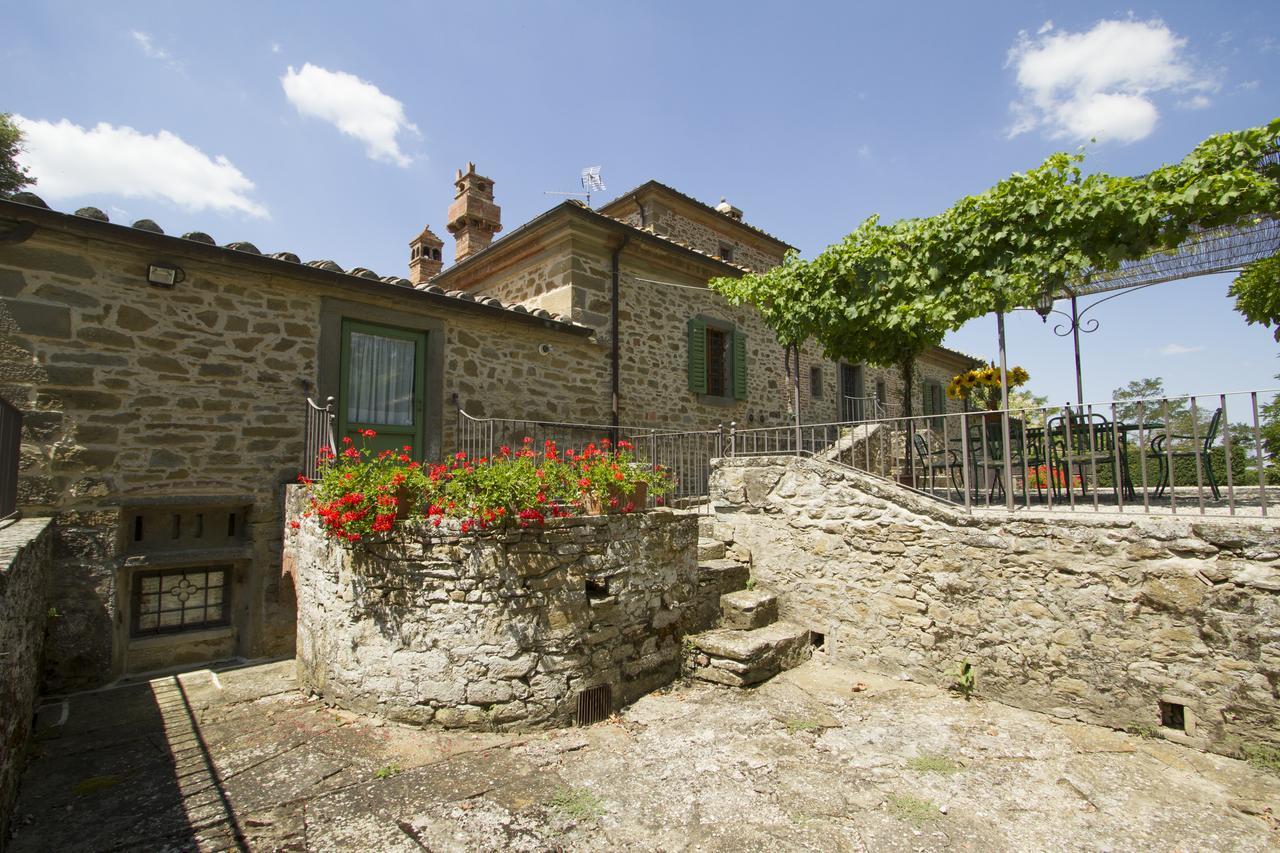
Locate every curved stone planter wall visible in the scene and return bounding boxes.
[286,489,702,729]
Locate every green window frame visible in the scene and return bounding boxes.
[687,317,746,401]
[338,319,428,456]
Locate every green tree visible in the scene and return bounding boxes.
[1228,255,1280,341]
[1112,377,1175,425]
[711,118,1280,428]
[0,113,35,195]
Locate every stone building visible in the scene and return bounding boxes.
[431,174,977,430]
[0,170,974,688]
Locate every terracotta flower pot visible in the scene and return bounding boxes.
[582,481,648,515]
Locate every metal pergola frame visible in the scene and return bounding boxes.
[987,207,1280,510]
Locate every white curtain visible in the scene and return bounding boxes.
[347,331,415,425]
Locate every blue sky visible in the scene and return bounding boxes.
[4,1,1278,405]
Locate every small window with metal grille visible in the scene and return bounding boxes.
[809,365,823,399]
[576,684,613,726]
[132,566,231,636]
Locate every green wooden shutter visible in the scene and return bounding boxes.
[732,329,748,400]
[687,317,707,394]
[922,383,937,417]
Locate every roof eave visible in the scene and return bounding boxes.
[0,199,591,338]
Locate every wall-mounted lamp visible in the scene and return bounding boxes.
[147,263,185,288]
[538,343,553,356]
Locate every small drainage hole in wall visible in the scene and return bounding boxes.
[810,631,826,651]
[1160,701,1185,731]
[585,579,610,602]
[576,684,612,726]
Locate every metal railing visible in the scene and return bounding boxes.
[841,395,898,422]
[0,397,21,522]
[727,388,1280,518]
[302,396,337,481]
[456,409,722,502]
[331,387,1280,519]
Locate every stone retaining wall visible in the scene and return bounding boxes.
[287,488,703,729]
[708,457,1280,756]
[0,517,52,845]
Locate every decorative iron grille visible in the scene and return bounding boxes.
[132,566,231,636]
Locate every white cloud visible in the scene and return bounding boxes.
[1037,20,1054,36]
[1006,18,1217,143]
[856,144,872,159]
[13,117,268,218]
[130,30,182,72]
[281,63,418,167]
[271,42,282,54]
[1160,343,1205,356]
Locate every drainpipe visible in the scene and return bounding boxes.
[610,236,630,434]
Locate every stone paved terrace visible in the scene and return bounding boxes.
[9,658,1279,852]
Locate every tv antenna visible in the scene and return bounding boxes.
[544,166,606,207]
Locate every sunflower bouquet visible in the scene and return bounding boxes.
[946,363,1029,411]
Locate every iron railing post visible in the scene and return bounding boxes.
[1252,392,1266,516]
[1221,394,1235,515]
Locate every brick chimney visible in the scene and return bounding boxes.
[446,162,502,263]
[409,224,444,283]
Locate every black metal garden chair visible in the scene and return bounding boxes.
[1147,407,1223,500]
[912,431,961,497]
[1047,411,1124,502]
[957,416,1026,501]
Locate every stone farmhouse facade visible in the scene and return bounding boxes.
[0,171,974,689]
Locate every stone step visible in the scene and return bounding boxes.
[719,588,778,630]
[696,559,749,597]
[683,621,812,688]
[698,515,717,537]
[698,538,726,560]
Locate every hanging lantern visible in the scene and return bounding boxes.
[1035,287,1055,321]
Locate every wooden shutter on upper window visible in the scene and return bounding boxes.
[687,317,707,394]
[732,329,748,400]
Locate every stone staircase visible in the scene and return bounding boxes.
[682,517,813,687]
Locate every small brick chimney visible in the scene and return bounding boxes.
[446,162,502,263]
[409,224,444,283]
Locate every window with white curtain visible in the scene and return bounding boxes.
[346,330,416,425]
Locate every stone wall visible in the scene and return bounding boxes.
[616,259,970,431]
[0,225,604,689]
[708,457,1280,757]
[611,205,782,274]
[287,489,704,729]
[0,517,53,844]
